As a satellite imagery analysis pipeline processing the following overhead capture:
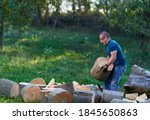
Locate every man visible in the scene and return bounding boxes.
[99,31,126,91]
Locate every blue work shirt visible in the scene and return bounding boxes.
[105,39,126,66]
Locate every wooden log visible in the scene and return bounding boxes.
[30,78,46,85]
[73,89,102,103]
[125,93,138,100]
[20,84,42,102]
[75,85,99,91]
[124,80,150,97]
[136,93,148,102]
[91,57,113,81]
[19,82,46,90]
[131,64,150,78]
[0,78,19,97]
[44,88,73,103]
[72,81,79,87]
[45,78,56,88]
[102,90,124,103]
[44,83,74,94]
[128,73,150,82]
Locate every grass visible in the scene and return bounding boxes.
[0,27,149,102]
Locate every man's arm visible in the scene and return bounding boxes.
[106,50,117,66]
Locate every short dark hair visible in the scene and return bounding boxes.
[100,31,110,38]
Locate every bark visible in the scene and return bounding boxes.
[45,2,49,27]
[128,73,150,82]
[0,78,19,97]
[131,64,150,78]
[102,89,124,103]
[73,89,102,103]
[0,9,3,54]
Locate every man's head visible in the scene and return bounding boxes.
[99,31,110,45]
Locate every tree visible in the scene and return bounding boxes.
[123,0,150,55]
[0,0,4,54]
[0,0,37,53]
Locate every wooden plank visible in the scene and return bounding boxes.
[136,93,148,102]
[125,93,138,100]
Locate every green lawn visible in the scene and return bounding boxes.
[0,27,149,102]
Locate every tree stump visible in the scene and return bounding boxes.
[30,78,46,85]
[125,64,150,97]
[91,57,113,81]
[20,84,42,102]
[0,78,19,97]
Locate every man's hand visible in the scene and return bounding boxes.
[101,64,108,73]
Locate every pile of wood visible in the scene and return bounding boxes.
[0,64,150,103]
[0,78,124,103]
[111,64,150,103]
[111,93,150,103]
[124,65,150,98]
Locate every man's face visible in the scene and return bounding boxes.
[99,34,108,45]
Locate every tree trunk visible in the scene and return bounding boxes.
[72,0,76,14]
[0,3,3,54]
[45,2,49,27]
[0,21,3,54]
[33,3,42,28]
[0,78,19,97]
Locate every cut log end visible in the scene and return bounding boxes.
[30,78,46,85]
[20,84,42,102]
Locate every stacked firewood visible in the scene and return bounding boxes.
[0,78,125,103]
[0,64,150,103]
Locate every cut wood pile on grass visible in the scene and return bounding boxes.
[0,65,150,103]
